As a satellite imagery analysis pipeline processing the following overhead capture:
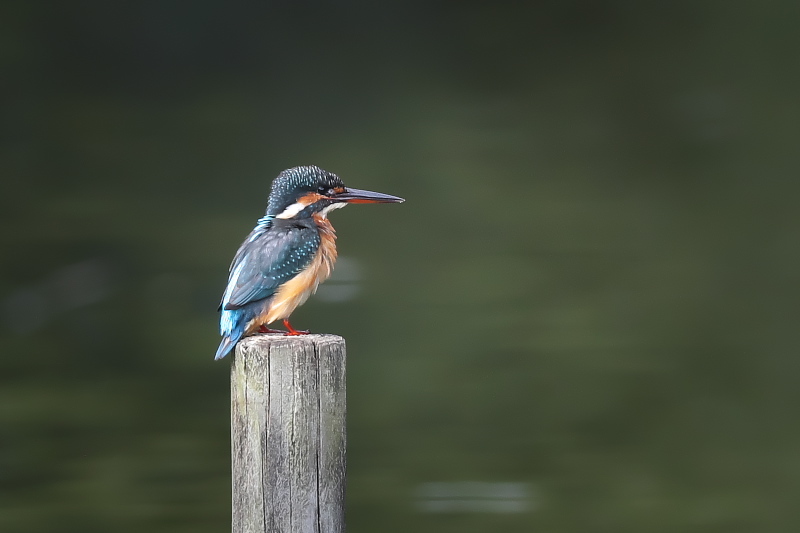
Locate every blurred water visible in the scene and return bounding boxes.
[2,2,800,532]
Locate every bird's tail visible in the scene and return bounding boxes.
[216,304,261,360]
[215,331,243,360]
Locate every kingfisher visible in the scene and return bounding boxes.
[215,165,404,360]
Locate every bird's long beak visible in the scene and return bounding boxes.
[332,187,405,204]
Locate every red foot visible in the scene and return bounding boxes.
[258,325,284,333]
[283,319,310,336]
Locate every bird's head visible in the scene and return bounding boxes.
[265,166,404,220]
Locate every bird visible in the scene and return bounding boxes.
[215,165,404,360]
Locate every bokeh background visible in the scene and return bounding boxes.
[3,2,800,532]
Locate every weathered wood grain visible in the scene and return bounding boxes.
[231,334,346,533]
[317,336,346,532]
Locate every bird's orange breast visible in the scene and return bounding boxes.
[257,216,338,327]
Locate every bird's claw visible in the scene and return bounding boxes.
[282,319,310,336]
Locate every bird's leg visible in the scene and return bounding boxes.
[258,324,284,334]
[283,319,310,336]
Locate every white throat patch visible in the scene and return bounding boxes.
[319,202,347,219]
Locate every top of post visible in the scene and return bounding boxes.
[236,333,345,353]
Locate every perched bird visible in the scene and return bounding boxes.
[215,166,404,359]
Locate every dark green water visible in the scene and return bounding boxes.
[3,2,800,531]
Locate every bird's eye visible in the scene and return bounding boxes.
[317,186,328,194]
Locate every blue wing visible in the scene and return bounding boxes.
[221,219,320,311]
[216,218,320,360]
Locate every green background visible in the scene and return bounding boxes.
[2,2,800,531]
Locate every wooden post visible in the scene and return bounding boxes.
[231,334,346,533]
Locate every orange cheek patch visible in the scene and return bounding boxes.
[299,192,325,204]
